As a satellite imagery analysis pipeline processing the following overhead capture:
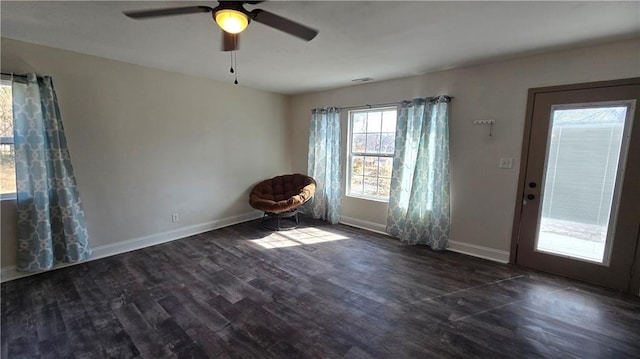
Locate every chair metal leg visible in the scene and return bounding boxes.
[259,210,299,231]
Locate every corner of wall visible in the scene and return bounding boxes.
[284,94,296,173]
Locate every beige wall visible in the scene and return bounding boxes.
[1,38,290,269]
[289,39,640,259]
[0,200,17,267]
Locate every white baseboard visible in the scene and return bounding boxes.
[339,216,510,264]
[0,211,262,283]
[447,240,510,264]
[340,216,389,236]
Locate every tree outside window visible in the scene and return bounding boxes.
[0,82,15,195]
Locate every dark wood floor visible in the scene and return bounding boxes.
[2,218,640,358]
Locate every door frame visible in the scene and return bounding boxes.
[510,77,640,295]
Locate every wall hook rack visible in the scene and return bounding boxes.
[473,119,496,137]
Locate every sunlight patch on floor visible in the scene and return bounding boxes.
[250,227,348,249]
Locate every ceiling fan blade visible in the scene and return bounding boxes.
[124,6,213,19]
[222,31,240,52]
[250,9,318,41]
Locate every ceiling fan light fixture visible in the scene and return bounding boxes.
[215,9,249,34]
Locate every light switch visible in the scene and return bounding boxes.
[499,158,513,169]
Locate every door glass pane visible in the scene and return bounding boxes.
[535,105,630,263]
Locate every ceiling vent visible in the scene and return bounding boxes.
[351,77,374,82]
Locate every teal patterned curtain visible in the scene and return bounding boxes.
[306,107,342,224]
[13,74,91,272]
[386,96,451,249]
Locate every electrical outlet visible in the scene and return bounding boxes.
[499,158,513,169]
[171,213,179,222]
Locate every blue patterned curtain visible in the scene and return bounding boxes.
[306,107,342,224]
[386,96,451,249]
[12,74,91,272]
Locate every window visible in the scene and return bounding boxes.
[0,80,15,197]
[347,107,397,201]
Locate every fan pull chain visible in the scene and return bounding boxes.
[229,51,234,74]
[233,50,238,85]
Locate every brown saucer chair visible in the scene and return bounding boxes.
[249,174,316,230]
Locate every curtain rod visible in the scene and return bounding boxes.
[1,72,28,79]
[338,96,454,111]
[339,101,402,111]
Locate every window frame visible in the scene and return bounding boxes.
[345,106,398,202]
[0,79,16,200]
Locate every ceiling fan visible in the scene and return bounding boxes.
[123,1,319,52]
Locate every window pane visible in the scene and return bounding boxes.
[347,107,397,201]
[379,157,393,178]
[364,156,378,176]
[0,85,13,137]
[352,113,367,133]
[1,144,15,194]
[350,176,364,195]
[365,133,380,152]
[366,112,382,132]
[382,111,396,132]
[378,177,391,198]
[351,156,364,175]
[0,83,14,195]
[352,134,366,153]
[364,176,378,196]
[380,133,395,154]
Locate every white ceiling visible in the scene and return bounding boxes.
[1,1,639,94]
